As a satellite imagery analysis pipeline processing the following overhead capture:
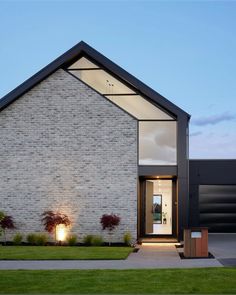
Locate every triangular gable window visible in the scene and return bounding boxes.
[67,57,173,120]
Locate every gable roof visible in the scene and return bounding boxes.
[0,41,190,118]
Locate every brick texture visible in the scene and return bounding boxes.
[0,69,138,242]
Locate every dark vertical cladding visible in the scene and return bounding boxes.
[177,115,190,239]
[189,160,236,233]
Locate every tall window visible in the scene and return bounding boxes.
[139,122,177,165]
[67,57,177,166]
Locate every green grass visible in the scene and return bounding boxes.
[0,246,133,260]
[0,268,235,294]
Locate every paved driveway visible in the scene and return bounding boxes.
[209,233,236,266]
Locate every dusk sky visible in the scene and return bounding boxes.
[1,0,236,159]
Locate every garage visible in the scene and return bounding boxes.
[199,185,236,232]
[189,159,236,233]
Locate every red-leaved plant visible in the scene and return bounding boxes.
[0,215,15,244]
[100,214,120,245]
[41,211,71,242]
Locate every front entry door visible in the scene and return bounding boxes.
[143,179,176,237]
[145,181,154,233]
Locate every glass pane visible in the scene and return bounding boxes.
[68,57,99,69]
[69,69,135,95]
[106,95,172,120]
[153,195,162,224]
[139,121,177,165]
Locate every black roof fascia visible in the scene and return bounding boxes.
[0,41,190,118]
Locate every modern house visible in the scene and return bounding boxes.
[0,41,235,242]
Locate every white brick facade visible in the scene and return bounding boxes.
[0,69,138,242]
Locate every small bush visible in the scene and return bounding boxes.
[35,234,48,246]
[83,235,104,246]
[0,212,4,238]
[67,234,77,246]
[123,232,132,246]
[27,233,38,245]
[27,233,48,245]
[100,214,120,231]
[83,234,94,246]
[13,233,23,245]
[91,235,104,246]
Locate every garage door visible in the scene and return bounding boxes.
[199,185,236,233]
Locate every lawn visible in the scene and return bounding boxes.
[0,246,133,260]
[0,268,235,294]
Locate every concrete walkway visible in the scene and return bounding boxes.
[0,243,222,270]
[1,234,235,270]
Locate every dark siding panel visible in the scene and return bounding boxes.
[199,203,236,213]
[200,213,236,223]
[199,194,236,204]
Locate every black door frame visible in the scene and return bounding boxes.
[139,176,178,239]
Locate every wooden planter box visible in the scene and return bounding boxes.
[184,228,208,258]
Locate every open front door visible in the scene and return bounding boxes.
[145,181,154,233]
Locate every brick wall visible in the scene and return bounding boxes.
[0,69,138,242]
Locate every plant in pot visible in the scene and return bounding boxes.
[41,211,71,244]
[100,213,120,246]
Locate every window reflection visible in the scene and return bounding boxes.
[139,121,177,165]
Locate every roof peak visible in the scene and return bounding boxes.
[0,41,190,118]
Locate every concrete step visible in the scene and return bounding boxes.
[139,237,179,244]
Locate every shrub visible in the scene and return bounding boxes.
[100,214,120,231]
[27,233,48,245]
[41,211,71,241]
[27,233,38,245]
[0,211,4,222]
[83,235,104,246]
[35,234,48,246]
[91,235,104,246]
[13,233,23,245]
[100,214,120,246]
[67,234,78,246]
[0,211,5,238]
[83,234,94,246]
[123,232,132,246]
[0,215,16,244]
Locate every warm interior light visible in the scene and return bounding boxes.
[142,242,180,246]
[56,224,66,242]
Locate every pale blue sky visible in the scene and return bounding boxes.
[1,0,236,158]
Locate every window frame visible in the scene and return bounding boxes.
[65,55,178,167]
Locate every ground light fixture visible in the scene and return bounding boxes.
[56,224,67,242]
[142,242,181,246]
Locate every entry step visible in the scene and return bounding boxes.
[139,238,178,244]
